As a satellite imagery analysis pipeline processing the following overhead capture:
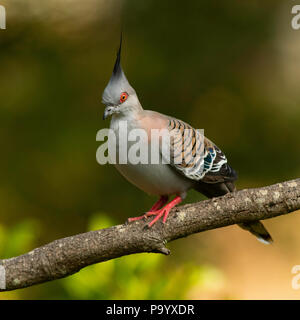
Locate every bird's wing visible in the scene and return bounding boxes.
[163,117,237,183]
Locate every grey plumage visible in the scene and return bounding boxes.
[102,35,136,108]
[101,37,273,243]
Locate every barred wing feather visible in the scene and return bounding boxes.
[163,118,237,183]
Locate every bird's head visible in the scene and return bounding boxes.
[102,35,141,120]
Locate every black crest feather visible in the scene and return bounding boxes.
[113,33,122,75]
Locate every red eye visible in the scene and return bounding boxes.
[120,92,128,103]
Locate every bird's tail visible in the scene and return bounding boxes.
[238,221,273,244]
[194,181,273,244]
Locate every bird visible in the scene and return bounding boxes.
[101,37,273,244]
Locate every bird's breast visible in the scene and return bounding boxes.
[110,116,194,195]
[114,162,193,196]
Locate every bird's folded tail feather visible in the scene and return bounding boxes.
[238,221,273,245]
[194,181,273,244]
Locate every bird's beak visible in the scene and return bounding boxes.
[103,106,120,120]
[103,109,108,120]
[103,106,112,120]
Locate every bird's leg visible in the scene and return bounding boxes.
[149,195,169,212]
[147,195,183,227]
[127,196,169,222]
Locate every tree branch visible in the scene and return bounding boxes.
[0,178,300,292]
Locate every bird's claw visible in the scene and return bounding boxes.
[127,196,182,227]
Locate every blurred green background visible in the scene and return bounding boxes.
[0,0,300,299]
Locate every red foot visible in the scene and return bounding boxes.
[128,196,168,223]
[128,196,182,227]
[148,196,182,227]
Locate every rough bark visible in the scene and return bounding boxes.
[0,178,300,292]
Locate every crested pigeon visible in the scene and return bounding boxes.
[101,38,273,244]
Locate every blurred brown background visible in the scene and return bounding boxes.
[0,0,300,299]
